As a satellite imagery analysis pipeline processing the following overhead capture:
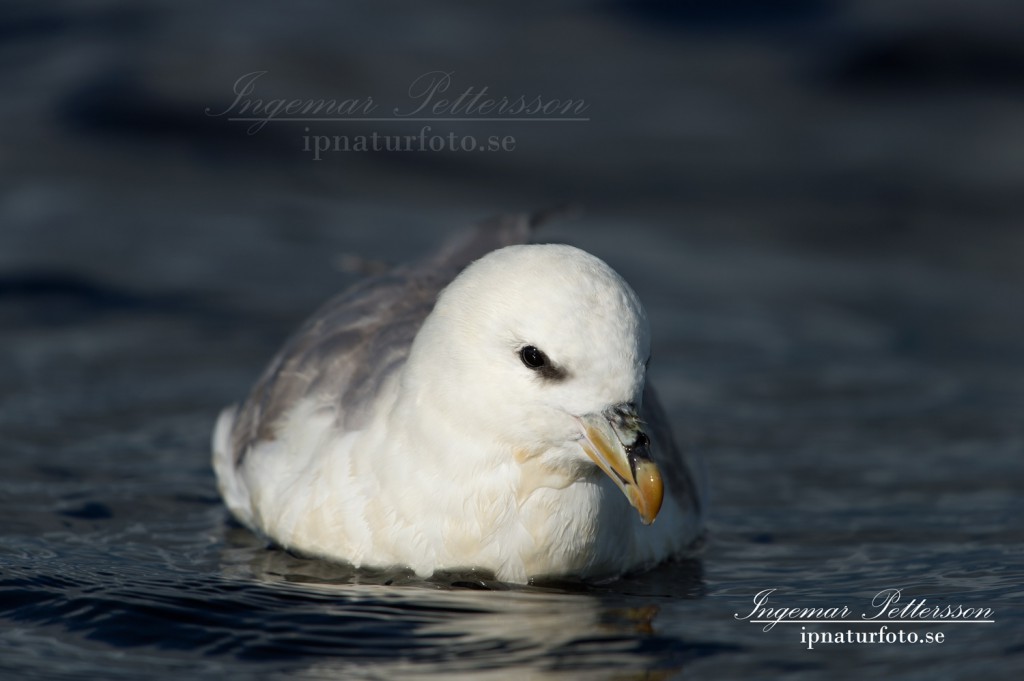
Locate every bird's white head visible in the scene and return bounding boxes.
[403,243,663,524]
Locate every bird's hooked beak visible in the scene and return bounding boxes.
[577,404,664,525]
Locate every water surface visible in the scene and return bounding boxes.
[2,1,1023,679]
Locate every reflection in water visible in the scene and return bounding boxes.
[215,525,705,679]
[0,509,711,680]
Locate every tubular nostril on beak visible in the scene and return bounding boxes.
[605,402,642,432]
[625,431,652,482]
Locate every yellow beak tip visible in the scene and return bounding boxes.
[629,461,664,525]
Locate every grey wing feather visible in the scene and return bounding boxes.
[641,384,704,518]
[229,213,541,466]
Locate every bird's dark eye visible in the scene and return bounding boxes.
[519,345,547,370]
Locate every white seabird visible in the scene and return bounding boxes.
[213,215,703,583]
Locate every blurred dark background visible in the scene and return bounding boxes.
[3,0,1023,290]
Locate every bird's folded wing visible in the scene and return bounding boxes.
[228,214,536,466]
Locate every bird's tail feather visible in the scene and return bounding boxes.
[212,405,255,528]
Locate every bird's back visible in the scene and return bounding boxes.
[225,214,536,467]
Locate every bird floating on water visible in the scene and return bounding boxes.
[213,214,703,583]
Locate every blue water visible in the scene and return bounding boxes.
[2,1,1023,679]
